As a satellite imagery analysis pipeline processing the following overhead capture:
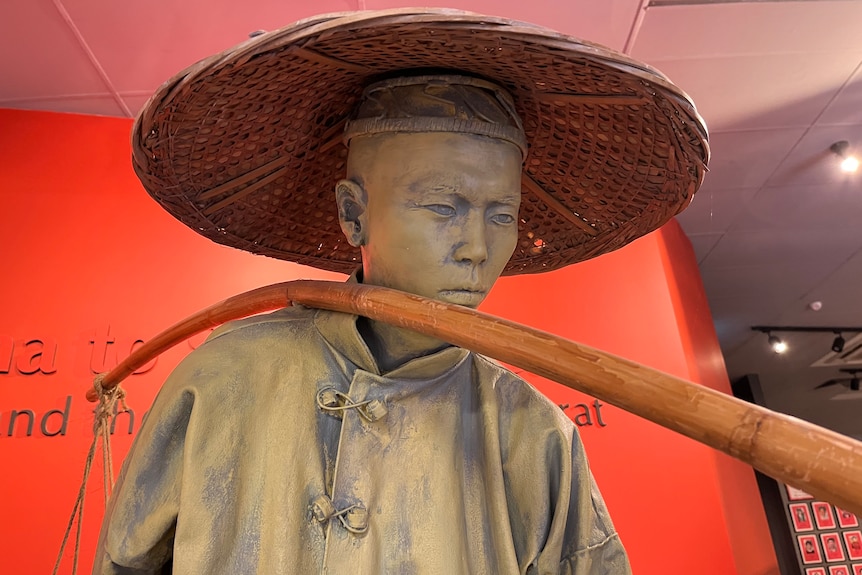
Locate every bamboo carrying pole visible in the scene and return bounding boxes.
[87,280,862,517]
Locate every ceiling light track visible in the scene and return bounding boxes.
[752,326,862,356]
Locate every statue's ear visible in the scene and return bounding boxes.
[335,179,368,247]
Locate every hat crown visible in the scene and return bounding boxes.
[344,74,528,158]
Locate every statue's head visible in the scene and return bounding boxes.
[335,75,526,307]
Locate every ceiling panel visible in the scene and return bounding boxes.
[699,128,805,189]
[794,249,862,322]
[699,261,836,301]
[708,295,797,351]
[364,0,642,50]
[700,227,862,269]
[645,52,862,131]
[633,1,862,60]
[59,0,355,94]
[683,232,724,264]
[731,181,862,232]
[676,186,759,234]
[708,294,789,326]
[0,0,106,100]
[0,95,126,117]
[120,93,158,119]
[765,123,862,187]
[817,63,862,126]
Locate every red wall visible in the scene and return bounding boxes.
[0,109,777,574]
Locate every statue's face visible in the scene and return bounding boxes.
[346,132,521,308]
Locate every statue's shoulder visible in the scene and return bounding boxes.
[155,306,323,401]
[203,304,319,347]
[471,353,574,434]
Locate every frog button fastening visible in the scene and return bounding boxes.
[316,387,388,422]
[310,494,368,535]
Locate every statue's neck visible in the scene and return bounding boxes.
[357,316,449,374]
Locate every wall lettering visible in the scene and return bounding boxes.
[16,338,59,375]
[126,338,156,374]
[2,327,154,441]
[560,399,608,427]
[1,396,137,438]
[7,409,35,437]
[88,326,157,374]
[0,334,11,373]
[41,395,71,436]
[89,325,115,374]
[110,406,135,435]
[0,335,58,375]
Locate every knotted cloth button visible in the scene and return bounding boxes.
[316,387,387,422]
[341,506,369,534]
[311,494,335,523]
[362,399,388,422]
[317,388,340,410]
[310,494,369,535]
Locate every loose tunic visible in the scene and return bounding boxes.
[94,304,630,574]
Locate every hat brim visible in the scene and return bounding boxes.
[132,8,709,275]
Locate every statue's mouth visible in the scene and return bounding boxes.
[438,289,486,306]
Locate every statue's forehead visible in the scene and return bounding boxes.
[348,131,523,176]
[348,132,523,205]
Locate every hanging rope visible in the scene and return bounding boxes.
[52,375,127,575]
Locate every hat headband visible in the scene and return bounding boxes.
[344,74,528,158]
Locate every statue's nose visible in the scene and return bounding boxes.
[453,215,488,265]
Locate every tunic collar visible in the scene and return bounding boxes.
[313,272,469,380]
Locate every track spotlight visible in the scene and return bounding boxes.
[832,333,846,353]
[768,333,788,354]
[831,140,860,173]
[752,326,862,356]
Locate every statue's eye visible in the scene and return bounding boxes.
[491,213,516,225]
[425,204,456,216]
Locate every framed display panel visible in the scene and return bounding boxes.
[845,532,862,561]
[815,503,839,531]
[781,487,861,572]
[822,533,848,563]
[840,511,861,529]
[792,504,816,532]
[733,374,862,575]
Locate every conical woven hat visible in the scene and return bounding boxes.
[132,8,709,275]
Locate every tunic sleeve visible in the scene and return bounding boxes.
[479,356,631,575]
[555,435,631,575]
[524,422,631,575]
[92,365,197,574]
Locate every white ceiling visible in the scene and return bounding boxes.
[4,0,862,437]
